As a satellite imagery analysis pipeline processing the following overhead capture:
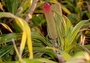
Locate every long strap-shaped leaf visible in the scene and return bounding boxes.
[0,23,13,32]
[0,12,33,59]
[69,20,89,45]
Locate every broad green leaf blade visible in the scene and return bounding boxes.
[0,45,13,57]
[0,12,15,18]
[0,33,21,44]
[11,22,22,32]
[63,16,72,36]
[69,20,88,45]
[64,43,77,52]
[0,58,42,63]
[63,16,72,48]
[5,0,20,14]
[33,47,57,59]
[16,58,42,63]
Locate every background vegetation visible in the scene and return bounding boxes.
[0,0,90,63]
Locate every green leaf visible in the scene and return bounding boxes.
[69,20,88,45]
[0,61,15,63]
[19,0,32,14]
[65,52,90,63]
[5,0,20,14]
[32,16,42,26]
[33,47,57,59]
[0,12,33,58]
[0,33,21,44]
[86,13,90,18]
[64,43,77,52]
[16,58,42,63]
[37,58,57,63]
[59,50,72,61]
[11,22,22,32]
[0,45,13,57]
[68,14,80,25]
[32,32,52,47]
[61,5,71,15]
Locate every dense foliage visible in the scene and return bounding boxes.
[0,0,90,63]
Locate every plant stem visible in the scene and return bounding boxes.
[12,39,22,61]
[25,0,38,23]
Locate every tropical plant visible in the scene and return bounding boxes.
[0,0,90,63]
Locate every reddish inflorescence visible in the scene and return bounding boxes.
[43,3,51,13]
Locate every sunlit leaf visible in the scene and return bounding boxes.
[0,23,13,33]
[61,5,71,15]
[69,20,88,45]
[20,31,26,56]
[0,12,33,59]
